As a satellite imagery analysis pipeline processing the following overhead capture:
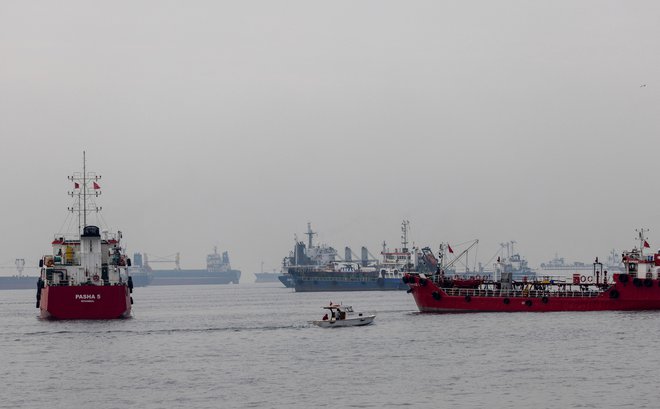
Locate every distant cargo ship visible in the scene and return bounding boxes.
[278,223,338,288]
[539,251,623,276]
[146,247,241,285]
[127,253,153,287]
[540,254,593,271]
[286,221,417,292]
[254,262,280,283]
[0,275,38,290]
[254,272,281,283]
[0,259,38,290]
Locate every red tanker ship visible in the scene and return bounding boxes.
[36,154,132,319]
[405,230,660,313]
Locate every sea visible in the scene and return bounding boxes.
[1,283,659,409]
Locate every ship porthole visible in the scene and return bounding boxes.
[541,296,548,304]
[465,295,471,303]
[432,291,441,301]
[633,278,643,287]
[644,279,653,287]
[609,289,619,299]
[525,300,532,307]
[419,278,428,286]
[503,298,510,305]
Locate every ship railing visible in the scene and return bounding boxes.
[442,288,602,298]
[290,274,379,282]
[46,278,71,286]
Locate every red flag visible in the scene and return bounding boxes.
[93,182,101,190]
[74,182,80,189]
[447,244,454,254]
[644,240,650,248]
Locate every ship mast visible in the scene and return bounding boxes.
[636,228,649,257]
[67,151,102,235]
[401,220,410,253]
[83,151,87,228]
[305,222,317,249]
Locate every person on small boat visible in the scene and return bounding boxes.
[322,313,328,321]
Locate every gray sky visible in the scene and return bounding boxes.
[1,1,659,278]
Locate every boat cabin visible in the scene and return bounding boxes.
[42,226,130,287]
[622,249,660,279]
[321,304,360,321]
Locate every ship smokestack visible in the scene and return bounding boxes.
[345,247,352,262]
[361,247,369,267]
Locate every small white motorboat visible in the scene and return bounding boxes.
[310,304,375,328]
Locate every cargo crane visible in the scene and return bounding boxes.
[144,253,181,270]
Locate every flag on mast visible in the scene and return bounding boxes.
[93,182,101,190]
[74,182,80,189]
[447,244,454,254]
[644,240,650,248]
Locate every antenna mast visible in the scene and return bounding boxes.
[636,228,649,256]
[401,220,410,252]
[68,151,102,234]
[305,222,317,248]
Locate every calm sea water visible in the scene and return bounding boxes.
[1,283,659,409]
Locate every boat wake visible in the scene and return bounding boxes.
[19,324,308,337]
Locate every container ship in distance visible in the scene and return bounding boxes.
[146,247,241,285]
[36,154,133,320]
[405,229,660,313]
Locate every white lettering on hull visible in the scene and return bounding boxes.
[75,294,102,301]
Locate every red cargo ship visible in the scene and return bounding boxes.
[36,154,132,319]
[405,230,660,313]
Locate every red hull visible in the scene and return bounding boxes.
[39,285,131,319]
[407,276,660,312]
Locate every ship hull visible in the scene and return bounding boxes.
[130,273,153,287]
[150,269,241,285]
[292,278,407,292]
[278,274,295,288]
[407,277,660,312]
[254,273,281,283]
[39,285,131,320]
[0,276,39,290]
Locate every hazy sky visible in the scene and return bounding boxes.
[1,1,659,278]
